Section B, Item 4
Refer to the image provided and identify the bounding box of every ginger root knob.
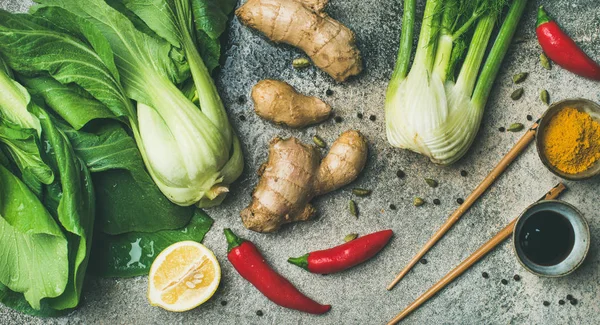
[241,130,368,233]
[252,80,331,128]
[236,0,362,82]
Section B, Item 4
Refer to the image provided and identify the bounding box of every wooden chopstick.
[387,121,540,290]
[387,183,566,325]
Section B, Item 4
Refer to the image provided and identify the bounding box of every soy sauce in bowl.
[513,200,590,277]
[519,210,575,266]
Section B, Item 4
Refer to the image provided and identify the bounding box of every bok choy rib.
[385,0,528,165]
[30,0,243,207]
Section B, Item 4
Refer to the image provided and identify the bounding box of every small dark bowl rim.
[512,200,590,277]
[535,98,600,181]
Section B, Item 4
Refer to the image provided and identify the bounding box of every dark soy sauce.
[519,210,575,266]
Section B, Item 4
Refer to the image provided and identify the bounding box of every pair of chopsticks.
[387,182,566,324]
[386,120,547,323]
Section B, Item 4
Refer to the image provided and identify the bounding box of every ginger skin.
[252,79,331,128]
[236,0,362,82]
[241,130,368,233]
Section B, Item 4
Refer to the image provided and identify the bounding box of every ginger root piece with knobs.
[236,0,362,82]
[252,79,331,128]
[241,130,368,232]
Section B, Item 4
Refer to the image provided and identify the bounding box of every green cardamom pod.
[540,53,552,70]
[512,72,528,84]
[312,135,326,148]
[344,233,358,242]
[540,89,550,105]
[507,123,524,132]
[425,178,438,188]
[511,88,524,100]
[413,197,425,207]
[352,188,372,197]
[292,58,311,69]
[349,200,358,218]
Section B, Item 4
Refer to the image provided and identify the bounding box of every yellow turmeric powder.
[542,107,600,174]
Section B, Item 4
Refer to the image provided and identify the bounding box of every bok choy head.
[24,0,243,207]
[385,0,528,165]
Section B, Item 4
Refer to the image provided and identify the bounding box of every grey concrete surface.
[1,0,599,324]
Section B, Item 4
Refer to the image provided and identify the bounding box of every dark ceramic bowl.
[513,200,590,277]
[536,98,600,181]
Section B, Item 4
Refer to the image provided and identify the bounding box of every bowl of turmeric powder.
[537,98,600,180]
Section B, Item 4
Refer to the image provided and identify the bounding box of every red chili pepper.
[288,229,393,274]
[224,229,331,315]
[536,6,600,80]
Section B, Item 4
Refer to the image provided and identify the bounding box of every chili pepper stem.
[224,228,245,253]
[287,254,310,271]
[536,6,551,27]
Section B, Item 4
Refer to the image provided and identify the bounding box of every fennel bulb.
[386,0,528,165]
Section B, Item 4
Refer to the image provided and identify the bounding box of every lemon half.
[148,241,221,312]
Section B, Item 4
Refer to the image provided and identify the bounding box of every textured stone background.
[1,0,599,324]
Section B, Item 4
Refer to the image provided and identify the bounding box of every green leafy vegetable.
[62,123,194,234]
[89,209,213,277]
[0,284,68,318]
[0,60,94,314]
[26,0,242,207]
[0,67,53,184]
[38,109,95,310]
[0,119,53,185]
[385,0,528,165]
[21,76,115,130]
[0,164,69,310]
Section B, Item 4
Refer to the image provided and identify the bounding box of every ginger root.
[236,0,362,82]
[252,79,331,128]
[241,130,368,232]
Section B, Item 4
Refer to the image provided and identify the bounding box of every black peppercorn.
[237,95,246,104]
[357,112,363,119]
[570,299,578,305]
[501,279,508,285]
[482,272,489,279]
[433,199,441,205]
[256,310,264,316]
[543,301,550,306]
[566,294,573,301]
[457,198,464,205]
[420,258,428,265]
[369,115,376,121]
[499,127,506,132]
[325,89,334,96]
[396,170,405,178]
[389,204,397,210]
[559,300,566,305]
[221,301,228,306]
[239,115,246,121]
[334,116,343,123]
[527,114,533,121]
[513,274,521,281]
[460,170,468,177]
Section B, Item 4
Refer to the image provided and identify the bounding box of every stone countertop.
[1,0,599,324]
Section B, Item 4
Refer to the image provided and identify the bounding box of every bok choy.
[0,64,95,314]
[385,0,528,165]
[29,0,243,207]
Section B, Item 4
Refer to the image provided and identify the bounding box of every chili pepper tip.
[224,228,245,253]
[287,254,310,271]
[536,6,551,27]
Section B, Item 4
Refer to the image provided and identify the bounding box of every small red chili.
[224,229,331,315]
[536,6,600,80]
[288,229,393,274]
